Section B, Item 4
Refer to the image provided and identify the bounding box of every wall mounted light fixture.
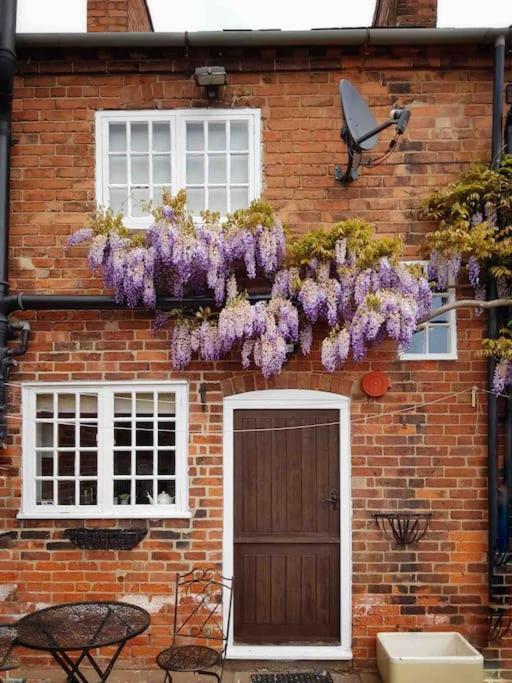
[194,66,227,100]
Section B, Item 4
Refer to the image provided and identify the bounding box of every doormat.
[251,674,334,683]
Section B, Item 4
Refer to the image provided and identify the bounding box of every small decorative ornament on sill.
[146,491,175,505]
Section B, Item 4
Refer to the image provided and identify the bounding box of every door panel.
[233,409,340,644]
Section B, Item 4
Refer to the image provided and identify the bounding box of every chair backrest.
[172,567,233,653]
[0,625,18,672]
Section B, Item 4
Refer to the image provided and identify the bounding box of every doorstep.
[16,667,383,683]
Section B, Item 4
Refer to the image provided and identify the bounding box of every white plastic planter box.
[377,632,483,683]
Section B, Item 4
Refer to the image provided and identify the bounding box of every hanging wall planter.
[374,512,432,545]
[64,528,147,551]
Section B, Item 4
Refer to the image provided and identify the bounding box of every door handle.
[320,489,338,509]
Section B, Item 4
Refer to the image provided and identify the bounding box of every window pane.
[157,480,175,504]
[80,425,97,448]
[158,422,176,447]
[231,154,248,183]
[36,394,53,418]
[131,122,149,152]
[208,122,226,150]
[79,482,97,506]
[109,155,127,184]
[109,188,127,214]
[136,479,153,505]
[209,187,227,215]
[136,393,154,416]
[230,120,248,150]
[154,186,168,206]
[431,295,450,323]
[153,123,171,152]
[157,393,175,416]
[36,480,54,505]
[58,423,75,448]
[114,451,131,475]
[115,393,132,417]
[208,155,227,184]
[153,155,171,184]
[131,156,149,185]
[230,187,249,211]
[58,452,75,477]
[36,422,53,448]
[80,451,97,476]
[136,422,153,447]
[36,451,53,477]
[136,451,153,475]
[158,451,175,475]
[79,395,97,418]
[429,326,450,354]
[114,425,132,447]
[58,481,75,506]
[58,394,75,418]
[109,123,126,152]
[131,188,150,216]
[187,188,205,213]
[406,329,426,354]
[114,480,131,505]
[187,122,204,151]
[187,155,204,184]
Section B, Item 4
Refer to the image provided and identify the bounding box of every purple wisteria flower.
[67,227,93,247]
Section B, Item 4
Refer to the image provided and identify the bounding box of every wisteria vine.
[421,156,512,393]
[68,190,432,378]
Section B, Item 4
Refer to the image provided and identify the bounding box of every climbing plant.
[68,190,432,378]
[421,155,512,392]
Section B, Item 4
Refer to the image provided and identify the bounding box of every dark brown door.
[233,409,340,645]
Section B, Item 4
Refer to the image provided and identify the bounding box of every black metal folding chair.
[156,568,233,683]
[0,624,19,679]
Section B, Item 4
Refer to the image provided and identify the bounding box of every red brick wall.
[373,0,437,27]
[0,42,503,676]
[87,0,153,32]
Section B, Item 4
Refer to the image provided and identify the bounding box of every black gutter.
[488,33,506,601]
[14,26,511,49]
[0,293,272,315]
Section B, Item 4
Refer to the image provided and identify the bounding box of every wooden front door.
[233,409,340,645]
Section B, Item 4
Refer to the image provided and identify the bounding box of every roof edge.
[15,26,512,49]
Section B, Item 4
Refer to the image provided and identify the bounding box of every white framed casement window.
[95,109,261,228]
[20,381,189,519]
[400,261,457,361]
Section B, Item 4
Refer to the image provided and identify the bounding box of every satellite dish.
[335,79,411,184]
[340,80,380,152]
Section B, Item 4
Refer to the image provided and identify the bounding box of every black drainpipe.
[488,33,506,603]
[0,0,18,443]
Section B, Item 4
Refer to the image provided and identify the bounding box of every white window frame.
[95,109,262,228]
[19,381,190,520]
[400,260,457,361]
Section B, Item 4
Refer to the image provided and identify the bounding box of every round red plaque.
[361,371,390,397]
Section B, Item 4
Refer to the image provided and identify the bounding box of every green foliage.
[288,219,403,269]
[482,322,512,362]
[423,156,512,381]
[421,156,512,266]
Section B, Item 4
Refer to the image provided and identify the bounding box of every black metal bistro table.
[15,601,150,683]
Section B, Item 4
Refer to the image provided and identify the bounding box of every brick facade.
[373,0,438,27]
[0,39,506,678]
[87,0,153,32]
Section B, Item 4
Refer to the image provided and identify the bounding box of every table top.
[16,601,150,652]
